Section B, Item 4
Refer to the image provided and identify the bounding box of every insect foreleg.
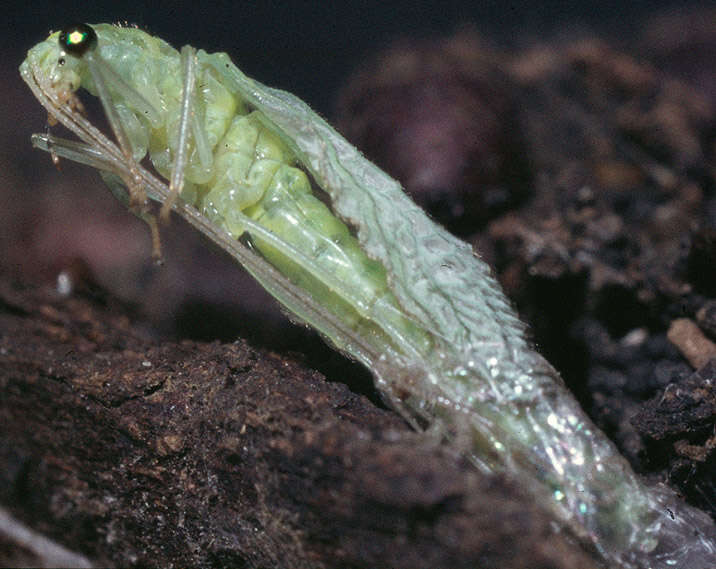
[84,50,156,212]
[85,50,160,128]
[32,132,164,259]
[162,45,198,222]
[98,172,163,261]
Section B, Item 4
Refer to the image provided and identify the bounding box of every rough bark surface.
[0,279,598,568]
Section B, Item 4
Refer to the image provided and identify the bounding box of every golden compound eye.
[58,23,97,56]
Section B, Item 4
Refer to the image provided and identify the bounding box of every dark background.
[4,1,704,113]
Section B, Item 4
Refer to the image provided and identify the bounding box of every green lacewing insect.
[20,23,716,568]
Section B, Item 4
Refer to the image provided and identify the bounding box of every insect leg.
[83,51,148,209]
[78,52,170,258]
[83,52,160,128]
[190,73,212,171]
[98,171,163,262]
[85,52,134,190]
[161,45,198,222]
[31,132,164,260]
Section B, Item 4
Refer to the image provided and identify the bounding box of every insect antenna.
[33,133,122,174]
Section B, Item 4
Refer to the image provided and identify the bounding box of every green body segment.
[201,111,423,348]
[44,24,430,358]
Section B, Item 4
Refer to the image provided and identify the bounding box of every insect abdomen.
[198,112,430,354]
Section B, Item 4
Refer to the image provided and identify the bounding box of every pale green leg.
[161,45,197,222]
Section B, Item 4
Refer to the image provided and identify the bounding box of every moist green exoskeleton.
[20,23,716,569]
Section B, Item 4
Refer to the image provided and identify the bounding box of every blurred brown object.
[667,318,716,370]
[335,29,531,235]
[640,6,716,106]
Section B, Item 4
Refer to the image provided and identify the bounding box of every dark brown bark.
[0,280,598,568]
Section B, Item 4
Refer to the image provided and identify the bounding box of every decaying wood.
[0,279,599,568]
